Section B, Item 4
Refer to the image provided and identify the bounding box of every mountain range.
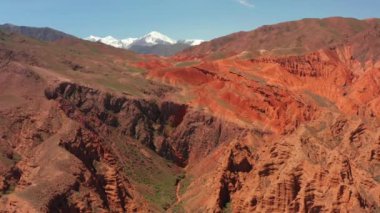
[0,24,204,56]
[85,31,204,56]
[1,17,380,212]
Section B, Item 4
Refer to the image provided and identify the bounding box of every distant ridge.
[0,23,75,42]
[177,17,380,59]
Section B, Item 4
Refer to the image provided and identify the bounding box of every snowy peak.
[85,35,101,42]
[139,31,177,46]
[84,31,205,55]
[85,31,204,48]
[102,36,120,44]
[179,39,205,46]
[121,38,138,48]
[85,35,125,48]
[84,31,178,48]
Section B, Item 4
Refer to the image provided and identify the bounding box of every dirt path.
[175,180,182,202]
[167,175,184,212]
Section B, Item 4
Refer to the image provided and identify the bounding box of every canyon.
[0,17,380,212]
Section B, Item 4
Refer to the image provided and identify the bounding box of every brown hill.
[177,17,380,60]
[0,23,76,42]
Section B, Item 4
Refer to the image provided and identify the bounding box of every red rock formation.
[1,17,380,212]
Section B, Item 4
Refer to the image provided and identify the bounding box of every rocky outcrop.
[178,114,380,212]
[46,82,247,167]
[59,128,134,212]
[218,143,254,210]
[149,61,319,134]
[252,51,341,78]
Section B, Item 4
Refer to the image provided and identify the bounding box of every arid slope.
[1,17,380,212]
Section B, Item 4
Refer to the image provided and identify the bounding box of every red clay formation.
[1,17,380,212]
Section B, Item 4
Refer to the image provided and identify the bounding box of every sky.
[0,0,379,40]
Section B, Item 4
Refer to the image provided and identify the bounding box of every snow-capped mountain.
[132,31,176,46]
[120,38,138,48]
[85,35,137,49]
[84,31,204,56]
[179,39,205,46]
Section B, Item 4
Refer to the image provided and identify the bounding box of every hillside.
[1,17,380,212]
[177,17,380,60]
[129,42,191,56]
[0,24,75,42]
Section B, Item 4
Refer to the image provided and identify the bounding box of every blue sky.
[0,0,379,40]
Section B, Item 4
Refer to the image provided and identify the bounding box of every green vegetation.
[305,121,327,134]
[247,73,267,84]
[304,90,337,109]
[95,76,143,97]
[92,160,102,172]
[0,183,16,195]
[179,175,192,195]
[0,95,25,107]
[347,20,366,32]
[271,47,305,56]
[210,52,226,60]
[115,139,179,211]
[374,176,380,183]
[222,202,233,213]
[318,20,328,28]
[239,51,254,60]
[162,116,178,136]
[126,65,146,73]
[163,123,176,136]
[175,92,195,104]
[216,98,234,110]
[4,184,16,194]
[175,61,199,67]
[0,151,21,167]
[11,152,22,163]
[172,201,186,213]
[229,67,267,84]
[0,154,14,167]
